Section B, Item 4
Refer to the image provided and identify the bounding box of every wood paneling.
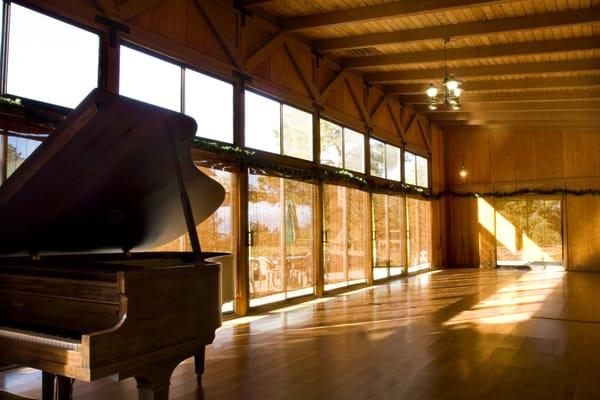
[445,126,600,270]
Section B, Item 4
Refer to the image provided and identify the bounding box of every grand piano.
[0,89,227,400]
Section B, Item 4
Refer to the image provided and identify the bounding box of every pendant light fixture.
[426,38,463,111]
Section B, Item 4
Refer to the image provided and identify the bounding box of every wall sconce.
[458,162,468,179]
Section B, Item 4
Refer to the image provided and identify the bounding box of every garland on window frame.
[193,138,600,200]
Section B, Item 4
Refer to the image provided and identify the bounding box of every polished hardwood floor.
[2,268,600,400]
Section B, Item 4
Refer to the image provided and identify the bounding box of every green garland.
[193,138,600,200]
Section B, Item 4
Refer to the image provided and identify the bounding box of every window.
[119,45,234,142]
[119,46,181,111]
[323,184,368,291]
[319,119,365,173]
[184,69,234,143]
[404,151,429,188]
[244,91,313,161]
[6,137,41,178]
[150,167,236,312]
[248,173,315,307]
[6,4,99,108]
[407,198,432,273]
[370,139,401,181]
[372,193,406,279]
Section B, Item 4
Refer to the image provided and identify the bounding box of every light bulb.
[426,84,438,98]
[459,165,468,179]
[445,79,459,91]
[428,103,438,110]
[454,87,462,97]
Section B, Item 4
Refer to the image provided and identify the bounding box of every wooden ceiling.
[248,0,600,129]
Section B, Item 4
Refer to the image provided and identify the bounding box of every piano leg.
[55,376,73,400]
[41,372,55,400]
[134,364,176,400]
[194,346,206,383]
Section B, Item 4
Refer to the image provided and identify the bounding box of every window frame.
[403,149,430,189]
[319,116,366,174]
[2,1,103,107]
[244,88,314,162]
[119,41,236,144]
[369,136,401,182]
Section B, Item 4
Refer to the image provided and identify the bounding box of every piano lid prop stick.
[165,122,204,266]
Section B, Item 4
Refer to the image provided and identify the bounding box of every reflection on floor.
[2,268,600,399]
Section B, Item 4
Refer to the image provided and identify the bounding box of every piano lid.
[0,89,225,255]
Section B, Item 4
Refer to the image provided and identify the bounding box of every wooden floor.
[2,268,600,400]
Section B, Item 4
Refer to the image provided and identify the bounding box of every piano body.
[0,89,227,400]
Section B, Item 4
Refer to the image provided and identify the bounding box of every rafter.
[195,0,243,69]
[313,8,600,52]
[366,59,600,83]
[245,33,288,72]
[418,100,600,113]
[344,78,369,124]
[282,0,518,32]
[120,0,165,20]
[342,37,600,69]
[417,119,432,152]
[239,0,274,8]
[437,119,599,127]
[428,111,600,121]
[387,76,600,94]
[370,94,391,120]
[388,103,407,142]
[398,88,600,104]
[320,68,350,103]
[283,42,320,101]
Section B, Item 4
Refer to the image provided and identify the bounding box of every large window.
[151,167,236,312]
[407,198,432,273]
[372,193,406,279]
[6,137,40,178]
[323,185,368,290]
[244,91,313,161]
[320,119,365,173]
[248,173,314,306]
[119,45,234,143]
[493,198,562,267]
[404,151,429,188]
[370,138,401,181]
[6,4,100,108]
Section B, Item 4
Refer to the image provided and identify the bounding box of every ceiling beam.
[342,37,600,69]
[387,76,600,94]
[435,120,600,127]
[398,89,600,104]
[313,8,600,52]
[428,111,600,121]
[282,0,518,32]
[416,100,600,113]
[239,0,274,8]
[365,59,600,83]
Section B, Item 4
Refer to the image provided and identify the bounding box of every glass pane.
[416,155,429,188]
[119,46,181,111]
[388,195,406,271]
[369,138,385,178]
[248,174,284,300]
[7,4,99,108]
[323,184,346,289]
[284,179,314,296]
[6,137,41,178]
[282,105,313,161]
[386,145,401,181]
[347,188,368,283]
[320,119,343,168]
[372,194,389,268]
[245,91,280,154]
[344,128,364,173]
[184,69,233,143]
[404,151,416,185]
[407,198,431,273]
[147,168,235,312]
[494,198,562,266]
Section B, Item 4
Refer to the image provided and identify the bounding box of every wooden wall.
[444,126,600,271]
